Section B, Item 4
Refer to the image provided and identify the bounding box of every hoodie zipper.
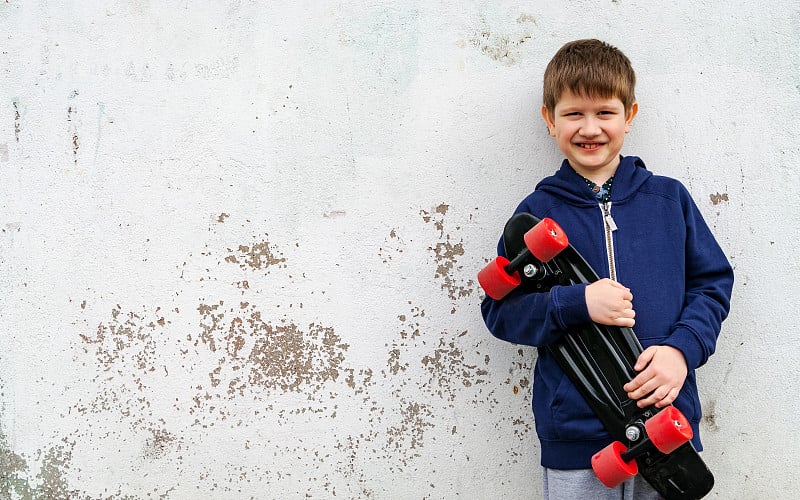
[601,202,618,281]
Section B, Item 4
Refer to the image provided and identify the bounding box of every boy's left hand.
[623,346,688,408]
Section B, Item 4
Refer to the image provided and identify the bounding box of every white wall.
[1,1,797,498]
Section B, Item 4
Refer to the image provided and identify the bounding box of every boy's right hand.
[585,279,636,327]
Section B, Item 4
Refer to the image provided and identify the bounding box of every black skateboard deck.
[496,213,714,499]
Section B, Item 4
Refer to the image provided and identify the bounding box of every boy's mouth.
[576,142,602,151]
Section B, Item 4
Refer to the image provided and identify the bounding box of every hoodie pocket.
[552,373,608,440]
[533,367,607,441]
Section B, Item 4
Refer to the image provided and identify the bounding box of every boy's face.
[542,90,638,183]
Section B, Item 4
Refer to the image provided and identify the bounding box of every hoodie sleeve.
[660,187,734,369]
[480,237,591,347]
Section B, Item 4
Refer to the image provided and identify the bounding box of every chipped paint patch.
[421,204,478,302]
[0,418,79,499]
[420,333,489,401]
[0,422,33,498]
[385,399,435,469]
[225,236,286,271]
[32,445,79,498]
[193,300,349,407]
[387,302,490,403]
[79,304,172,378]
[378,228,405,263]
[710,192,729,205]
[466,19,535,66]
[67,102,79,165]
[12,99,21,142]
[506,348,533,396]
[143,427,179,460]
[73,303,180,457]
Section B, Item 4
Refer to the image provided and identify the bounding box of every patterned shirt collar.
[577,173,614,203]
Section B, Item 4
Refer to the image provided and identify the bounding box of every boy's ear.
[541,105,555,136]
[625,102,639,133]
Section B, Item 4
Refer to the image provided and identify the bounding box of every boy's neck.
[572,167,617,187]
[569,155,622,186]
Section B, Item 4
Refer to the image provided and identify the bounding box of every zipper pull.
[603,203,618,231]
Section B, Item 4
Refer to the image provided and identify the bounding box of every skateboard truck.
[523,263,545,279]
[592,406,694,488]
[478,218,568,300]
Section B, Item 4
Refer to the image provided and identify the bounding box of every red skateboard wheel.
[523,218,569,262]
[645,406,693,454]
[478,256,521,300]
[592,441,639,488]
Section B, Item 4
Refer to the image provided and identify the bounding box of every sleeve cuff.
[661,327,705,369]
[552,283,590,329]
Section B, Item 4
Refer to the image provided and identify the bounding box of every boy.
[481,39,734,499]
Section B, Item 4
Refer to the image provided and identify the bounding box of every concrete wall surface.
[1,1,798,498]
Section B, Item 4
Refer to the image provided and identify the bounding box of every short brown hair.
[542,39,636,114]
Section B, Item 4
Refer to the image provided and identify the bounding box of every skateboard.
[479,213,714,499]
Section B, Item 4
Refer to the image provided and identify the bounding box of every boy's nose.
[579,118,602,137]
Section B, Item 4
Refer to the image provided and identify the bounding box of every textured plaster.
[1,1,798,498]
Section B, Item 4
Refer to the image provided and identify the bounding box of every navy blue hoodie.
[481,156,734,469]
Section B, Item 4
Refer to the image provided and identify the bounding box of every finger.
[633,390,660,408]
[628,382,656,402]
[639,385,680,409]
[625,373,657,399]
[654,387,680,409]
[614,282,633,299]
[622,375,641,393]
[609,281,633,299]
[634,346,657,371]
[613,316,635,328]
[606,278,625,288]
[617,307,635,319]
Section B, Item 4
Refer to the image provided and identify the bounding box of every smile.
[577,143,603,150]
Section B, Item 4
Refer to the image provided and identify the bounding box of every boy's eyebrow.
[557,99,624,111]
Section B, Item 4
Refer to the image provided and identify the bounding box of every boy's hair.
[543,39,636,114]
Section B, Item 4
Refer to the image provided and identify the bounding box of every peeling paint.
[12,99,21,142]
[79,304,171,378]
[420,333,489,401]
[378,228,405,263]
[0,423,33,498]
[710,192,729,205]
[421,204,478,302]
[67,103,79,165]
[143,427,179,460]
[466,19,534,66]
[0,418,79,500]
[194,300,349,400]
[704,400,720,432]
[224,235,286,271]
[385,399,435,468]
[506,348,533,395]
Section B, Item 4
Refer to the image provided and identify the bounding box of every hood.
[535,156,653,207]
